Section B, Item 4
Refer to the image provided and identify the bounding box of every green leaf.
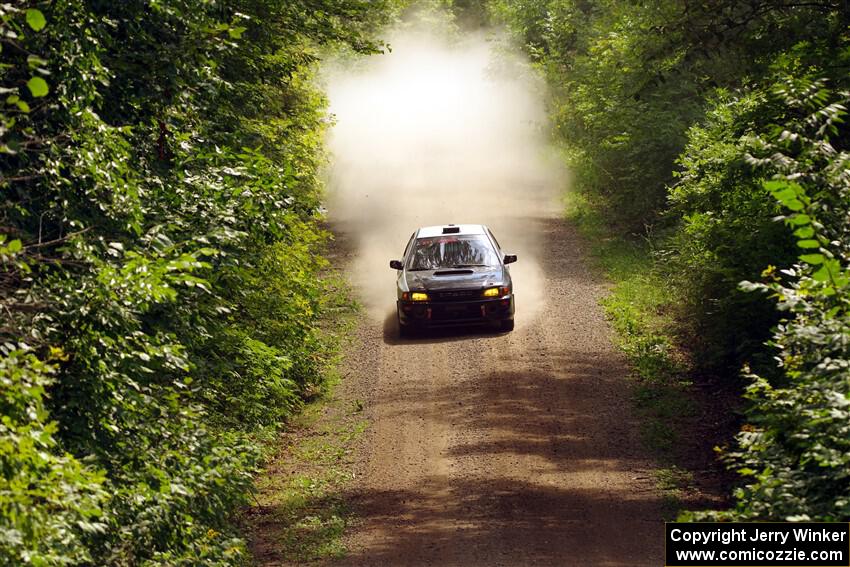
[25,9,46,32]
[813,266,831,282]
[228,26,247,39]
[7,239,22,253]
[813,260,842,283]
[799,253,824,265]
[793,226,814,238]
[762,180,787,193]
[785,199,805,211]
[788,214,811,226]
[16,100,30,113]
[797,239,819,249]
[26,77,49,98]
[764,180,807,211]
[773,187,797,203]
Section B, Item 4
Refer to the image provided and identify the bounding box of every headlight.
[483,287,500,297]
[411,292,429,301]
[483,286,511,298]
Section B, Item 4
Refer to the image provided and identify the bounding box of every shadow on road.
[381,310,509,346]
[336,478,659,567]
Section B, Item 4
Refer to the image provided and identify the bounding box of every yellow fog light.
[411,292,429,301]
[482,287,500,297]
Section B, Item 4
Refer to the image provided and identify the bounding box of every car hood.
[403,266,508,291]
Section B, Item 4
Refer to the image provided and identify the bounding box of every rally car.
[389,224,516,337]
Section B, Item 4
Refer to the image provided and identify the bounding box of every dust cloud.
[324,20,564,324]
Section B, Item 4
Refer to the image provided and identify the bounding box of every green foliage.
[688,78,850,520]
[666,87,796,373]
[0,0,393,564]
[196,223,339,429]
[0,348,107,566]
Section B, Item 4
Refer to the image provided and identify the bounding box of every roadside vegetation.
[0,1,396,564]
[489,0,850,521]
[245,348,368,564]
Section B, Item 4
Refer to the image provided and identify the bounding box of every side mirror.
[503,254,518,265]
[389,260,403,270]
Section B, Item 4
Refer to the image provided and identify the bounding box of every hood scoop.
[433,269,474,276]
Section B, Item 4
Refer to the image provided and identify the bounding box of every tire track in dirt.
[329,216,664,567]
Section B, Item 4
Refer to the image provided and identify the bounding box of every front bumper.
[397,296,514,328]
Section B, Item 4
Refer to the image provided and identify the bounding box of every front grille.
[431,304,482,320]
[432,289,478,302]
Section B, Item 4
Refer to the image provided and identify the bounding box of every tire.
[398,320,413,339]
[500,318,515,332]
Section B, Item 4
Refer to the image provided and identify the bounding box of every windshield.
[408,235,499,270]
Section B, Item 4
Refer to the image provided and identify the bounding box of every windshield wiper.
[449,264,488,268]
[408,267,433,271]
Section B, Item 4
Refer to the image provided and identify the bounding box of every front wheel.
[398,319,414,339]
[500,319,515,332]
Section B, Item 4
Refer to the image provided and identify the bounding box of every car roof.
[416,224,487,238]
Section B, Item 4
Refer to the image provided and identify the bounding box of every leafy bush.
[665,36,850,373]
[689,76,850,520]
[0,348,106,566]
[665,88,795,374]
[0,0,394,564]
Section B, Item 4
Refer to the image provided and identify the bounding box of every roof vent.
[442,225,460,234]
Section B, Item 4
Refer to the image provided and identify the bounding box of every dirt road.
[329,217,664,567]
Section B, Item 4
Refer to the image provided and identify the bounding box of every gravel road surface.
[328,216,664,567]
